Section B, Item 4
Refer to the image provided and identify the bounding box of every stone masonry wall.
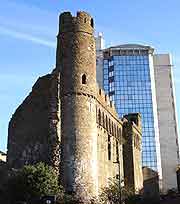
[123,114,143,193]
[95,88,122,191]
[58,11,98,202]
[7,70,61,172]
[7,11,143,203]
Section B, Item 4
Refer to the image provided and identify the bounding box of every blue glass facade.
[103,50,158,170]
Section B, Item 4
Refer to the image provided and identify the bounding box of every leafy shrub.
[99,179,137,204]
[5,162,63,203]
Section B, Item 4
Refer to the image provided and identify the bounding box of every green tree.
[6,162,63,203]
[99,179,139,204]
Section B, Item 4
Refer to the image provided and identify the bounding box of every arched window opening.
[105,95,107,101]
[114,124,116,136]
[109,119,111,134]
[112,123,114,135]
[84,18,87,23]
[115,126,117,137]
[103,112,105,128]
[119,128,122,137]
[108,135,111,160]
[106,116,108,131]
[116,140,119,161]
[98,109,101,125]
[117,128,121,142]
[91,18,94,28]
[82,74,87,84]
[116,127,119,138]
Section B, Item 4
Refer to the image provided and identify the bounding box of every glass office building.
[103,44,162,177]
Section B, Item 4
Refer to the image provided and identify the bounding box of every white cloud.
[0,26,56,48]
[0,0,57,48]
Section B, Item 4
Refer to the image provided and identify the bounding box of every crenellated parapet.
[96,86,123,141]
[95,86,142,144]
[58,11,94,35]
[96,87,118,117]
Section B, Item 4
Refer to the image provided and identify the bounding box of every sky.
[1,0,180,152]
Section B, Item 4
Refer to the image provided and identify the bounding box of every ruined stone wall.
[48,69,61,173]
[123,121,134,190]
[132,126,143,192]
[95,89,143,194]
[123,114,143,193]
[95,88,124,191]
[7,70,60,172]
[6,10,143,203]
[96,116,123,192]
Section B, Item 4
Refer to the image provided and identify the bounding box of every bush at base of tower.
[3,162,63,203]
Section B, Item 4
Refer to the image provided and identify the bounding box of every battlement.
[58,11,94,34]
[97,87,119,118]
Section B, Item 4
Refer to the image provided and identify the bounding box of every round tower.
[56,11,98,202]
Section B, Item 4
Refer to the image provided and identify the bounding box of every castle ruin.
[7,11,143,203]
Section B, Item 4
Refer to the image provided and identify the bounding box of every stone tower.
[123,113,143,192]
[56,11,98,202]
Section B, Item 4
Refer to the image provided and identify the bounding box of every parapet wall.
[95,85,142,140]
[96,86,119,118]
[58,11,94,34]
